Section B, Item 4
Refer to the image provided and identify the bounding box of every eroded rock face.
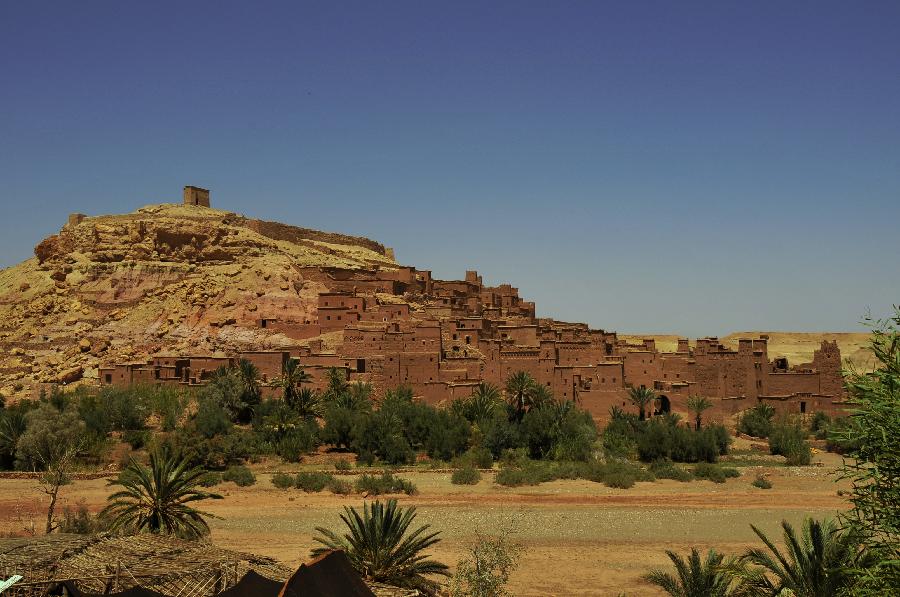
[0,203,398,399]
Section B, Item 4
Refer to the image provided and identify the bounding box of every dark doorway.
[658,395,671,414]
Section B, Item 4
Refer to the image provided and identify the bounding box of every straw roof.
[0,534,420,597]
[0,533,289,596]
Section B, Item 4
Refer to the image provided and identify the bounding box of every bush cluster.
[222,465,256,487]
[737,404,775,438]
[271,471,356,494]
[751,475,772,489]
[451,466,482,485]
[494,455,653,490]
[769,421,812,465]
[354,471,418,495]
[649,460,694,482]
[602,409,730,464]
[692,463,740,484]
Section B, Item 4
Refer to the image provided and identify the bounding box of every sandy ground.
[0,452,850,596]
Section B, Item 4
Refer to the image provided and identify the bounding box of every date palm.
[312,499,449,594]
[628,387,656,421]
[278,359,311,406]
[236,358,261,402]
[738,518,864,597]
[454,382,502,422]
[505,371,537,422]
[290,387,323,419]
[686,396,713,430]
[644,547,744,597]
[101,448,222,539]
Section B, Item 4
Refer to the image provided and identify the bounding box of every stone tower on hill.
[183,185,210,207]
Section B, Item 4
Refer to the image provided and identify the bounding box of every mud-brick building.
[101,263,847,425]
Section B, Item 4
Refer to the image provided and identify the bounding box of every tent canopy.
[279,551,375,597]
[215,570,282,597]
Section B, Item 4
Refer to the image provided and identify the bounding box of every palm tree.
[454,382,502,422]
[628,387,656,421]
[505,371,537,422]
[686,396,714,430]
[290,387,322,419]
[0,410,27,468]
[325,366,349,399]
[738,518,863,596]
[529,384,555,410]
[101,448,222,539]
[332,381,373,412]
[312,499,449,594]
[278,359,310,406]
[644,547,744,597]
[236,359,261,402]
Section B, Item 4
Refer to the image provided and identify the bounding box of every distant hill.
[0,203,396,396]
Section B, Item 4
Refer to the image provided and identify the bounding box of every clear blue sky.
[1,1,898,336]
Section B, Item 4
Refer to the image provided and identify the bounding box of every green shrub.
[122,429,151,450]
[751,475,772,489]
[452,447,493,470]
[603,470,636,489]
[275,422,319,462]
[272,472,295,489]
[198,471,222,487]
[494,459,556,487]
[583,460,652,488]
[222,465,256,487]
[691,463,738,483]
[451,466,482,485]
[769,421,812,466]
[649,460,693,482]
[351,411,415,465]
[194,397,233,439]
[737,404,775,438]
[637,419,724,463]
[326,477,354,495]
[334,458,352,471]
[810,411,831,434]
[295,471,334,492]
[424,410,472,461]
[354,471,417,495]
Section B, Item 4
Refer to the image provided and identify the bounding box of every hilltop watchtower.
[183,185,210,207]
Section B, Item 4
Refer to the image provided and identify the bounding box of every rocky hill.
[0,204,397,398]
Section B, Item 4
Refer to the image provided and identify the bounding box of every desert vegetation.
[643,309,900,595]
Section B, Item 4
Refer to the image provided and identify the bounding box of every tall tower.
[183,185,210,207]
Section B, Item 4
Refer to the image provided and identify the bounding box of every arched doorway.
[657,395,671,415]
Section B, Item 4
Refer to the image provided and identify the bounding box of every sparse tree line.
[0,349,836,532]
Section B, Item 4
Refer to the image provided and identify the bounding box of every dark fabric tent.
[279,550,375,597]
[216,569,283,597]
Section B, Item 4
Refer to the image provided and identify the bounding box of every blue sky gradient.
[1,1,898,335]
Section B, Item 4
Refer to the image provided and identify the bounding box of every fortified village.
[87,187,846,424]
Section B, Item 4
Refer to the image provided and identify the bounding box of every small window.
[800,401,807,414]
[105,374,112,384]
